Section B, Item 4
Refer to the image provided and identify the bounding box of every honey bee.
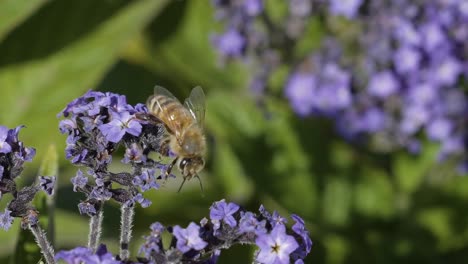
[145,86,206,192]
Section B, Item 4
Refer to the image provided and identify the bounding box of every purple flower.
[212,29,246,58]
[329,0,363,19]
[393,46,421,74]
[90,186,113,201]
[238,211,267,235]
[285,73,316,116]
[78,202,97,216]
[244,0,262,16]
[0,126,12,154]
[0,209,14,231]
[210,199,240,227]
[55,244,120,264]
[431,56,462,86]
[426,118,452,141]
[71,170,88,192]
[98,111,142,143]
[367,71,399,98]
[173,222,208,253]
[132,193,152,208]
[291,214,312,258]
[39,176,56,196]
[255,224,299,264]
[55,247,92,264]
[270,211,287,227]
[133,169,159,192]
[122,143,146,164]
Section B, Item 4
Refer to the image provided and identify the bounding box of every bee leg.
[159,136,171,157]
[163,158,178,185]
[177,177,187,193]
[194,175,204,194]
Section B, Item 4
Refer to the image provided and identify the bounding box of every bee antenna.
[195,175,204,195]
[177,177,187,193]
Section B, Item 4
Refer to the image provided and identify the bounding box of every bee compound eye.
[179,158,190,170]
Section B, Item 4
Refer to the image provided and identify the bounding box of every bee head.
[178,156,205,178]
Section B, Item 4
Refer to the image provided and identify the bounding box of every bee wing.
[147,85,185,137]
[184,86,206,130]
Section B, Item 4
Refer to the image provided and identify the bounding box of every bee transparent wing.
[184,86,206,130]
[147,85,184,136]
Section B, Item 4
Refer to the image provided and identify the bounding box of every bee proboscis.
[145,85,206,192]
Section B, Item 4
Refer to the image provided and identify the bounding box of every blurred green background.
[0,1,468,263]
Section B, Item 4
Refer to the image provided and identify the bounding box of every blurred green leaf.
[354,168,395,219]
[38,144,58,246]
[0,0,47,42]
[322,178,352,227]
[0,0,169,169]
[125,0,245,93]
[213,141,254,201]
[394,142,438,193]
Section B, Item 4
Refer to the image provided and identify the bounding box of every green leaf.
[0,0,47,42]
[393,142,438,193]
[38,144,58,246]
[322,178,352,227]
[213,141,254,201]
[354,168,395,219]
[0,0,169,169]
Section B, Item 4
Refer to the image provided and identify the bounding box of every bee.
[145,86,206,192]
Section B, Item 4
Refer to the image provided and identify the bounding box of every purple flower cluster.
[138,199,312,263]
[0,125,55,231]
[58,91,168,214]
[56,244,121,264]
[211,0,468,166]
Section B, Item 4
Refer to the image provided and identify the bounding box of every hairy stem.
[29,224,55,264]
[88,204,104,252]
[120,203,135,260]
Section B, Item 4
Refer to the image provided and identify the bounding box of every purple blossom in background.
[173,222,208,253]
[211,0,468,166]
[211,29,246,59]
[285,73,316,116]
[210,199,240,227]
[329,0,363,18]
[367,71,399,99]
[256,224,299,264]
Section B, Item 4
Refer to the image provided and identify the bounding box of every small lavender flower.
[0,209,13,231]
[0,126,12,153]
[39,176,56,196]
[55,244,121,264]
[132,169,159,192]
[238,211,267,235]
[255,224,299,264]
[173,222,208,253]
[71,169,88,192]
[209,199,240,228]
[98,111,142,143]
[78,202,97,216]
